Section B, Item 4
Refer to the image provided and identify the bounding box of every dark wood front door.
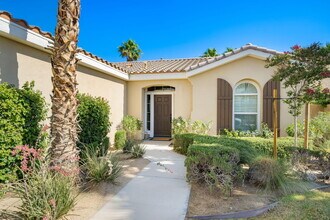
[154,95,172,137]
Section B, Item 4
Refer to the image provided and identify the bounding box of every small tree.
[118,39,142,61]
[266,43,330,146]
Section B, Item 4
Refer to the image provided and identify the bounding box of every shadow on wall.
[0,22,27,87]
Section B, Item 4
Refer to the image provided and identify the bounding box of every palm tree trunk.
[50,0,81,173]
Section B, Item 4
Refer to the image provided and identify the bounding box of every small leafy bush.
[310,112,330,151]
[0,82,47,182]
[286,121,305,137]
[248,156,309,195]
[123,139,135,153]
[173,133,195,154]
[131,144,146,158]
[121,115,142,139]
[114,130,126,149]
[185,144,243,195]
[77,93,111,156]
[223,123,273,138]
[172,117,190,135]
[19,81,47,147]
[172,117,211,135]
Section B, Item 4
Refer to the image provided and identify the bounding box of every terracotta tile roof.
[112,44,281,74]
[111,58,211,74]
[0,11,282,75]
[0,11,53,39]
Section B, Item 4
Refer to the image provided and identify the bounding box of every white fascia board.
[76,53,129,80]
[129,72,186,81]
[186,49,273,77]
[0,17,52,51]
[0,17,129,81]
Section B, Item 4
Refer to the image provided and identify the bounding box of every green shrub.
[172,117,211,135]
[123,139,135,153]
[131,144,146,158]
[248,156,309,195]
[0,82,47,182]
[223,123,273,138]
[173,133,195,154]
[286,121,305,137]
[185,144,242,195]
[77,93,111,156]
[172,117,190,135]
[173,134,260,164]
[310,112,330,151]
[114,130,126,149]
[19,81,47,147]
[121,115,142,139]
[191,120,212,134]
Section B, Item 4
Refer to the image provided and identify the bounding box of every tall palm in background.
[50,0,81,172]
[118,39,142,61]
[201,48,219,57]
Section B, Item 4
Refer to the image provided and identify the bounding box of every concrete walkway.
[91,141,191,220]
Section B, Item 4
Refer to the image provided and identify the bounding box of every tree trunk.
[293,115,298,147]
[49,0,81,173]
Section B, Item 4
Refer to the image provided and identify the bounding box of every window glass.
[234,82,258,130]
[146,95,151,130]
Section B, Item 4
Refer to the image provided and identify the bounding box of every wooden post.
[304,103,310,149]
[273,89,278,159]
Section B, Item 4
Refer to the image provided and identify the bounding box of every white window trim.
[144,90,174,138]
[233,81,260,130]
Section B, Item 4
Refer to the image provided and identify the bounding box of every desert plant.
[10,145,77,220]
[248,156,309,195]
[114,130,127,149]
[121,115,142,140]
[107,153,123,183]
[77,93,111,157]
[123,139,136,153]
[131,144,146,158]
[82,148,122,183]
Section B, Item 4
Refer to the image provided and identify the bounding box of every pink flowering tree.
[266,43,330,146]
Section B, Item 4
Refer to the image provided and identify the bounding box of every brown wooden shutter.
[217,78,233,134]
[263,79,280,135]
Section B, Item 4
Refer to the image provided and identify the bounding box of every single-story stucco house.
[0,11,329,142]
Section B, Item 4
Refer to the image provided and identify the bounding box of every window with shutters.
[234,82,259,130]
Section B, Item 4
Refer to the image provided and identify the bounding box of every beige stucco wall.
[188,56,292,136]
[0,36,127,143]
[127,79,192,133]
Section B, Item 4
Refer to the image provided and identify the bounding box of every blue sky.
[1,0,330,61]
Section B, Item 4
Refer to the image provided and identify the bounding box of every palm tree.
[223,47,234,54]
[49,0,81,172]
[201,48,219,57]
[118,39,142,61]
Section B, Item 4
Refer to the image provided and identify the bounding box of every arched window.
[234,82,259,130]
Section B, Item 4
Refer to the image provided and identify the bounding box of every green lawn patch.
[255,189,330,219]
